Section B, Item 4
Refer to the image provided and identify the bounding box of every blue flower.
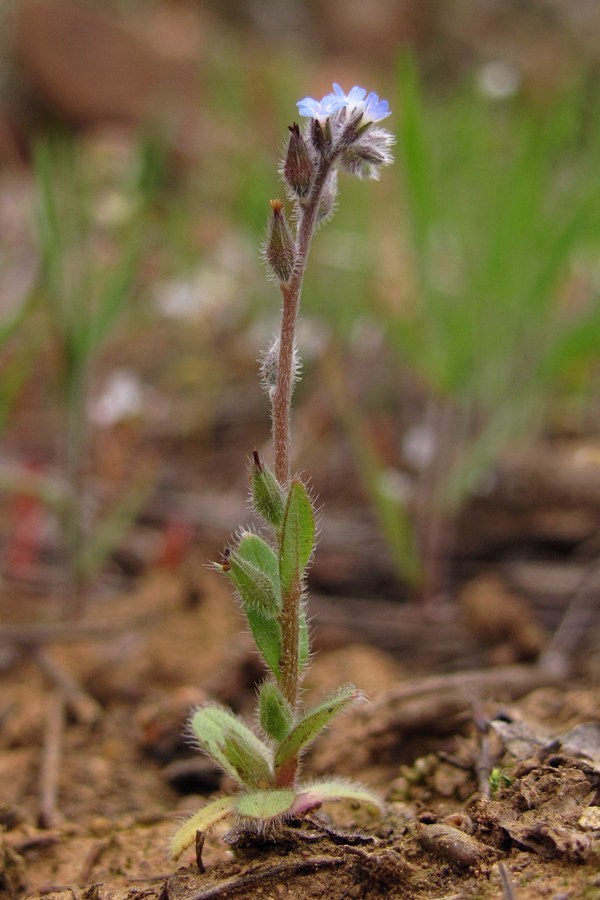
[327,84,391,123]
[296,83,391,124]
[296,93,345,120]
[363,91,391,123]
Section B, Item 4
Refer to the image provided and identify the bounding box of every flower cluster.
[291,82,394,183]
[297,83,391,125]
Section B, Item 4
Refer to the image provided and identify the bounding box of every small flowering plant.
[171,85,394,861]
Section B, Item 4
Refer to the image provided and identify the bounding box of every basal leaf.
[190,705,272,788]
[171,795,236,859]
[293,778,383,817]
[234,788,296,821]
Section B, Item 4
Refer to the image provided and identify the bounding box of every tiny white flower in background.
[89,369,144,427]
[476,60,521,100]
[402,424,437,470]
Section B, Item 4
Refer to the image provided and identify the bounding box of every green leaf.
[274,684,359,772]
[294,778,383,816]
[234,788,296,821]
[279,479,315,596]
[298,605,310,672]
[258,681,293,741]
[190,706,273,788]
[245,606,282,678]
[171,795,236,859]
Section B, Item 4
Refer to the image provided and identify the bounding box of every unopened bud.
[260,337,279,398]
[310,117,332,156]
[225,546,280,618]
[251,450,285,530]
[265,199,295,283]
[260,337,302,399]
[284,124,314,198]
[339,110,365,147]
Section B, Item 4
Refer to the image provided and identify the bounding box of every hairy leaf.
[171,795,236,859]
[279,479,315,596]
[293,778,383,816]
[245,607,282,678]
[258,681,293,741]
[190,706,272,788]
[274,684,359,771]
[234,788,296,820]
[298,604,310,672]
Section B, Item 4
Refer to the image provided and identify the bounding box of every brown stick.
[38,690,65,828]
[34,648,102,725]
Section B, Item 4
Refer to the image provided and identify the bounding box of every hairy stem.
[272,155,334,718]
[272,157,334,486]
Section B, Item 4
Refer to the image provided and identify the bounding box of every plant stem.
[272,157,334,486]
[272,154,335,714]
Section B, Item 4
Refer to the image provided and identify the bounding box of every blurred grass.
[2,32,600,596]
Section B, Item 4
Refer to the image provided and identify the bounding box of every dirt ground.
[1,508,600,900]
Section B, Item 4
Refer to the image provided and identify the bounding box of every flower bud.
[260,337,301,399]
[260,337,279,398]
[310,117,332,156]
[340,127,395,180]
[284,124,314,198]
[251,450,285,530]
[264,199,295,283]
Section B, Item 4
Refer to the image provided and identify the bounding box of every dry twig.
[38,690,65,828]
[33,649,101,725]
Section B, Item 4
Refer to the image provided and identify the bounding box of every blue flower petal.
[297,83,391,122]
[347,85,367,103]
[364,92,391,122]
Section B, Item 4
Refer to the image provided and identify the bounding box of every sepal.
[264,199,295,283]
[283,124,314,198]
[251,451,285,531]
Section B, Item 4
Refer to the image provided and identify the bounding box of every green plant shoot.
[172,82,394,860]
